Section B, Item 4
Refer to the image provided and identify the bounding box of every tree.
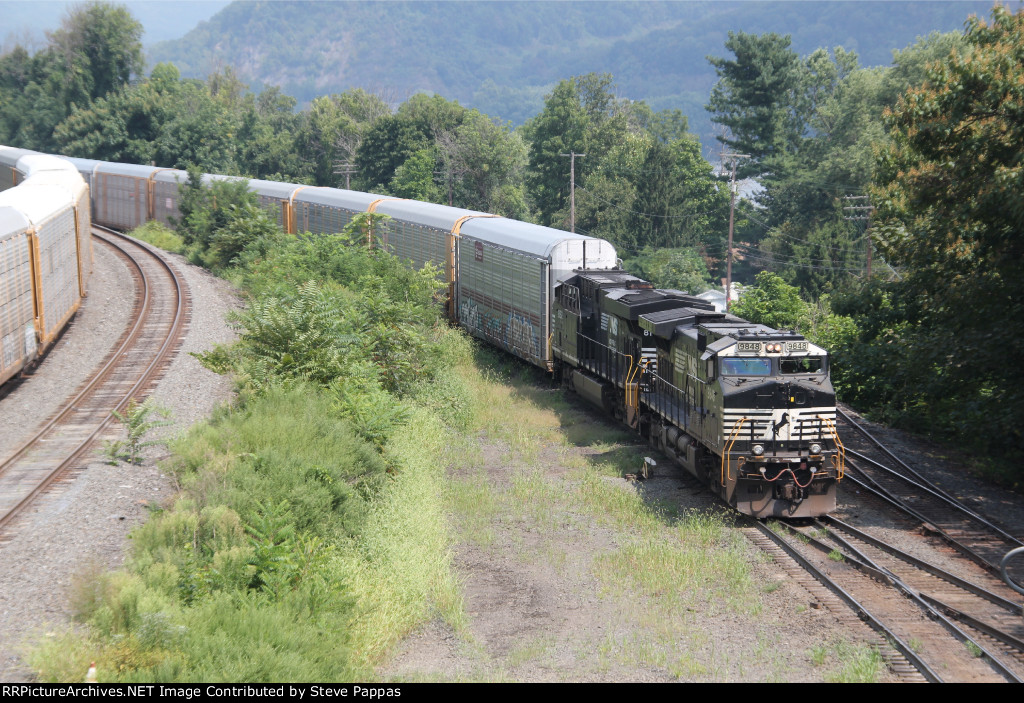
[706,32,803,176]
[355,114,431,193]
[627,135,727,252]
[388,147,441,201]
[436,111,528,216]
[621,248,712,294]
[0,2,143,151]
[730,271,809,330]
[707,36,915,295]
[49,1,144,103]
[871,5,1024,454]
[524,73,630,226]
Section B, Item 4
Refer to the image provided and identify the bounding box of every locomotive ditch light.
[809,442,822,455]
[752,444,765,456]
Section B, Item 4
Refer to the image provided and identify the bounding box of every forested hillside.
[148,0,991,147]
[6,2,1024,682]
[2,2,1022,479]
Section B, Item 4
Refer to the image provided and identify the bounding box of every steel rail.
[822,516,1023,614]
[0,237,150,473]
[843,462,1014,576]
[920,593,1024,654]
[0,227,187,531]
[845,447,1023,550]
[755,520,944,683]
[836,407,957,500]
[798,522,1022,683]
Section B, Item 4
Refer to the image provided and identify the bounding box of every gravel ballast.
[1,235,1021,683]
[0,241,239,681]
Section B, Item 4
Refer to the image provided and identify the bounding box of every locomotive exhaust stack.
[552,269,843,518]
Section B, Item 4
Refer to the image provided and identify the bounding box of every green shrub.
[128,221,185,253]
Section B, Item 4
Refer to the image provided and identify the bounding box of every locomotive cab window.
[780,357,824,374]
[721,357,771,376]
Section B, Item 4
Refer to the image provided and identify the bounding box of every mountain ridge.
[149,0,993,147]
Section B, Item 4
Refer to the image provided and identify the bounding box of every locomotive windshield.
[780,357,824,374]
[721,358,771,376]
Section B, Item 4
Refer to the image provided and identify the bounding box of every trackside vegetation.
[31,177,855,683]
[5,2,1021,484]
[31,188,471,681]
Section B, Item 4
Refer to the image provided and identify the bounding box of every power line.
[738,251,869,273]
[843,194,875,278]
[734,242,864,267]
[582,190,727,221]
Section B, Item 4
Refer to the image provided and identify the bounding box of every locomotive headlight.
[752,444,765,456]
[809,442,822,455]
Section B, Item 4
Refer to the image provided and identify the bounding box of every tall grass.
[127,221,185,254]
[30,221,472,682]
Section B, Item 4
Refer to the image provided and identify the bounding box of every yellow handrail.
[819,415,845,479]
[624,354,640,410]
[721,417,749,486]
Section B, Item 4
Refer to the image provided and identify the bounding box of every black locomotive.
[552,269,843,517]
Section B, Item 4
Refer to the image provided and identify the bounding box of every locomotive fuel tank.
[554,269,844,518]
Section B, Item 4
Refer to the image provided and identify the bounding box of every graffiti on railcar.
[459,298,541,363]
[458,299,482,333]
[506,311,540,361]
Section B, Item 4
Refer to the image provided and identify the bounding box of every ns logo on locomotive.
[0,145,843,518]
[551,270,844,518]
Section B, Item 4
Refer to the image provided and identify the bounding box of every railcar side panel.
[0,210,37,386]
[0,152,90,385]
[153,171,187,226]
[33,204,82,345]
[378,217,449,273]
[458,236,548,368]
[75,188,93,295]
[295,201,356,235]
[94,172,147,231]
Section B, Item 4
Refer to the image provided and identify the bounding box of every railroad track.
[755,518,1021,682]
[836,408,1024,578]
[0,226,189,533]
[744,523,931,682]
[744,408,1024,682]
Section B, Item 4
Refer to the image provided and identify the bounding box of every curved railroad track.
[817,516,1024,677]
[835,408,1024,578]
[0,226,189,534]
[745,522,933,682]
[759,517,1023,682]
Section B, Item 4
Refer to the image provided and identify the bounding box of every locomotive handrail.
[721,417,749,486]
[644,371,686,429]
[624,354,640,425]
[819,415,846,479]
[577,333,632,388]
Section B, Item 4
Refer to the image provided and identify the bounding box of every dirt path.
[379,371,886,682]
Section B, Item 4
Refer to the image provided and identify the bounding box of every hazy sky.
[0,1,230,45]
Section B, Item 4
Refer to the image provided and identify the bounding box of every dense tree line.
[713,7,1024,480]
[4,3,1022,478]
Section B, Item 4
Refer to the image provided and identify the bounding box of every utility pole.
[560,151,585,233]
[721,152,749,308]
[843,195,874,278]
[333,163,357,190]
